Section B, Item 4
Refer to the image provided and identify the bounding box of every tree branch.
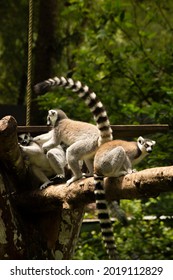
[16,166,173,212]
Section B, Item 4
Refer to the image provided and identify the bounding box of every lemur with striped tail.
[34,77,156,259]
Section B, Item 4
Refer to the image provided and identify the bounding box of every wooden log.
[111,124,169,138]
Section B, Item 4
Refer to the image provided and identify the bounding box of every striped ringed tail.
[94,174,118,259]
[34,76,113,145]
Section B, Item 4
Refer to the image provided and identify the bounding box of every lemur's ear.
[137,136,144,144]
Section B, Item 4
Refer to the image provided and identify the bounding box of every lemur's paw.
[40,180,52,190]
[132,169,137,173]
[66,176,82,186]
[82,173,93,178]
[51,175,66,184]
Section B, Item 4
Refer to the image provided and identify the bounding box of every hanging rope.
[26,0,33,126]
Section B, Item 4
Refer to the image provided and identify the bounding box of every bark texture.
[15,166,173,212]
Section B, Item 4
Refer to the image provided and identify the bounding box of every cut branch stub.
[0,116,27,190]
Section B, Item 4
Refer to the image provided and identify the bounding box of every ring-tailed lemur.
[34,76,156,259]
[18,132,66,189]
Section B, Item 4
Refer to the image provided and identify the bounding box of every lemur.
[18,132,66,189]
[34,76,156,259]
[40,109,111,186]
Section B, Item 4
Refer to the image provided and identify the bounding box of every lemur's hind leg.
[95,146,133,178]
[47,148,66,177]
[109,146,133,176]
[66,140,96,185]
[31,166,53,190]
[83,158,94,177]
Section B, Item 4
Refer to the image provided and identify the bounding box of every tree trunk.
[0,116,173,259]
[34,0,62,83]
[31,0,63,124]
[0,116,85,259]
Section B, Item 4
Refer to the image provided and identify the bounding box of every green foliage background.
[0,0,173,259]
[75,215,173,260]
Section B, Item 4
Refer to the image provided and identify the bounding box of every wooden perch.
[17,124,169,137]
[15,166,173,212]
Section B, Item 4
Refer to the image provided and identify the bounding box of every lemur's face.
[137,136,156,154]
[18,133,32,146]
[47,109,58,126]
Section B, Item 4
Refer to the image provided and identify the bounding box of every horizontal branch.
[16,166,173,212]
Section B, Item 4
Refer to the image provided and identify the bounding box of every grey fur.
[19,132,66,189]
